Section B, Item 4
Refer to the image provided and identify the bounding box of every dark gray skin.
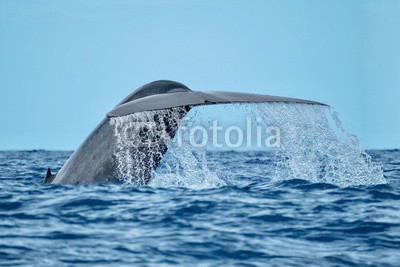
[47,118,118,185]
[46,80,326,185]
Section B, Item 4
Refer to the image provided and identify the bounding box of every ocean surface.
[0,149,399,266]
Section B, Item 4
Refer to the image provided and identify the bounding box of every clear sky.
[1,0,399,150]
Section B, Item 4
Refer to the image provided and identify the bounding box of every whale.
[45,80,325,185]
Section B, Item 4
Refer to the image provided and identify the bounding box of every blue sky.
[1,0,399,150]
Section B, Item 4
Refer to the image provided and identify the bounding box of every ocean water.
[1,149,399,266]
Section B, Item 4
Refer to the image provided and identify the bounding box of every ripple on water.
[0,150,399,266]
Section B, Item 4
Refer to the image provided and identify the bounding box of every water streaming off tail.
[109,107,224,188]
[149,109,226,189]
[109,107,187,185]
[110,103,385,188]
[258,103,385,186]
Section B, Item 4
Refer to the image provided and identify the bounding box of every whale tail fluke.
[48,80,327,185]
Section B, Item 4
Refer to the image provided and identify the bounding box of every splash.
[258,103,385,186]
[110,102,385,188]
[109,107,222,188]
[149,111,226,189]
